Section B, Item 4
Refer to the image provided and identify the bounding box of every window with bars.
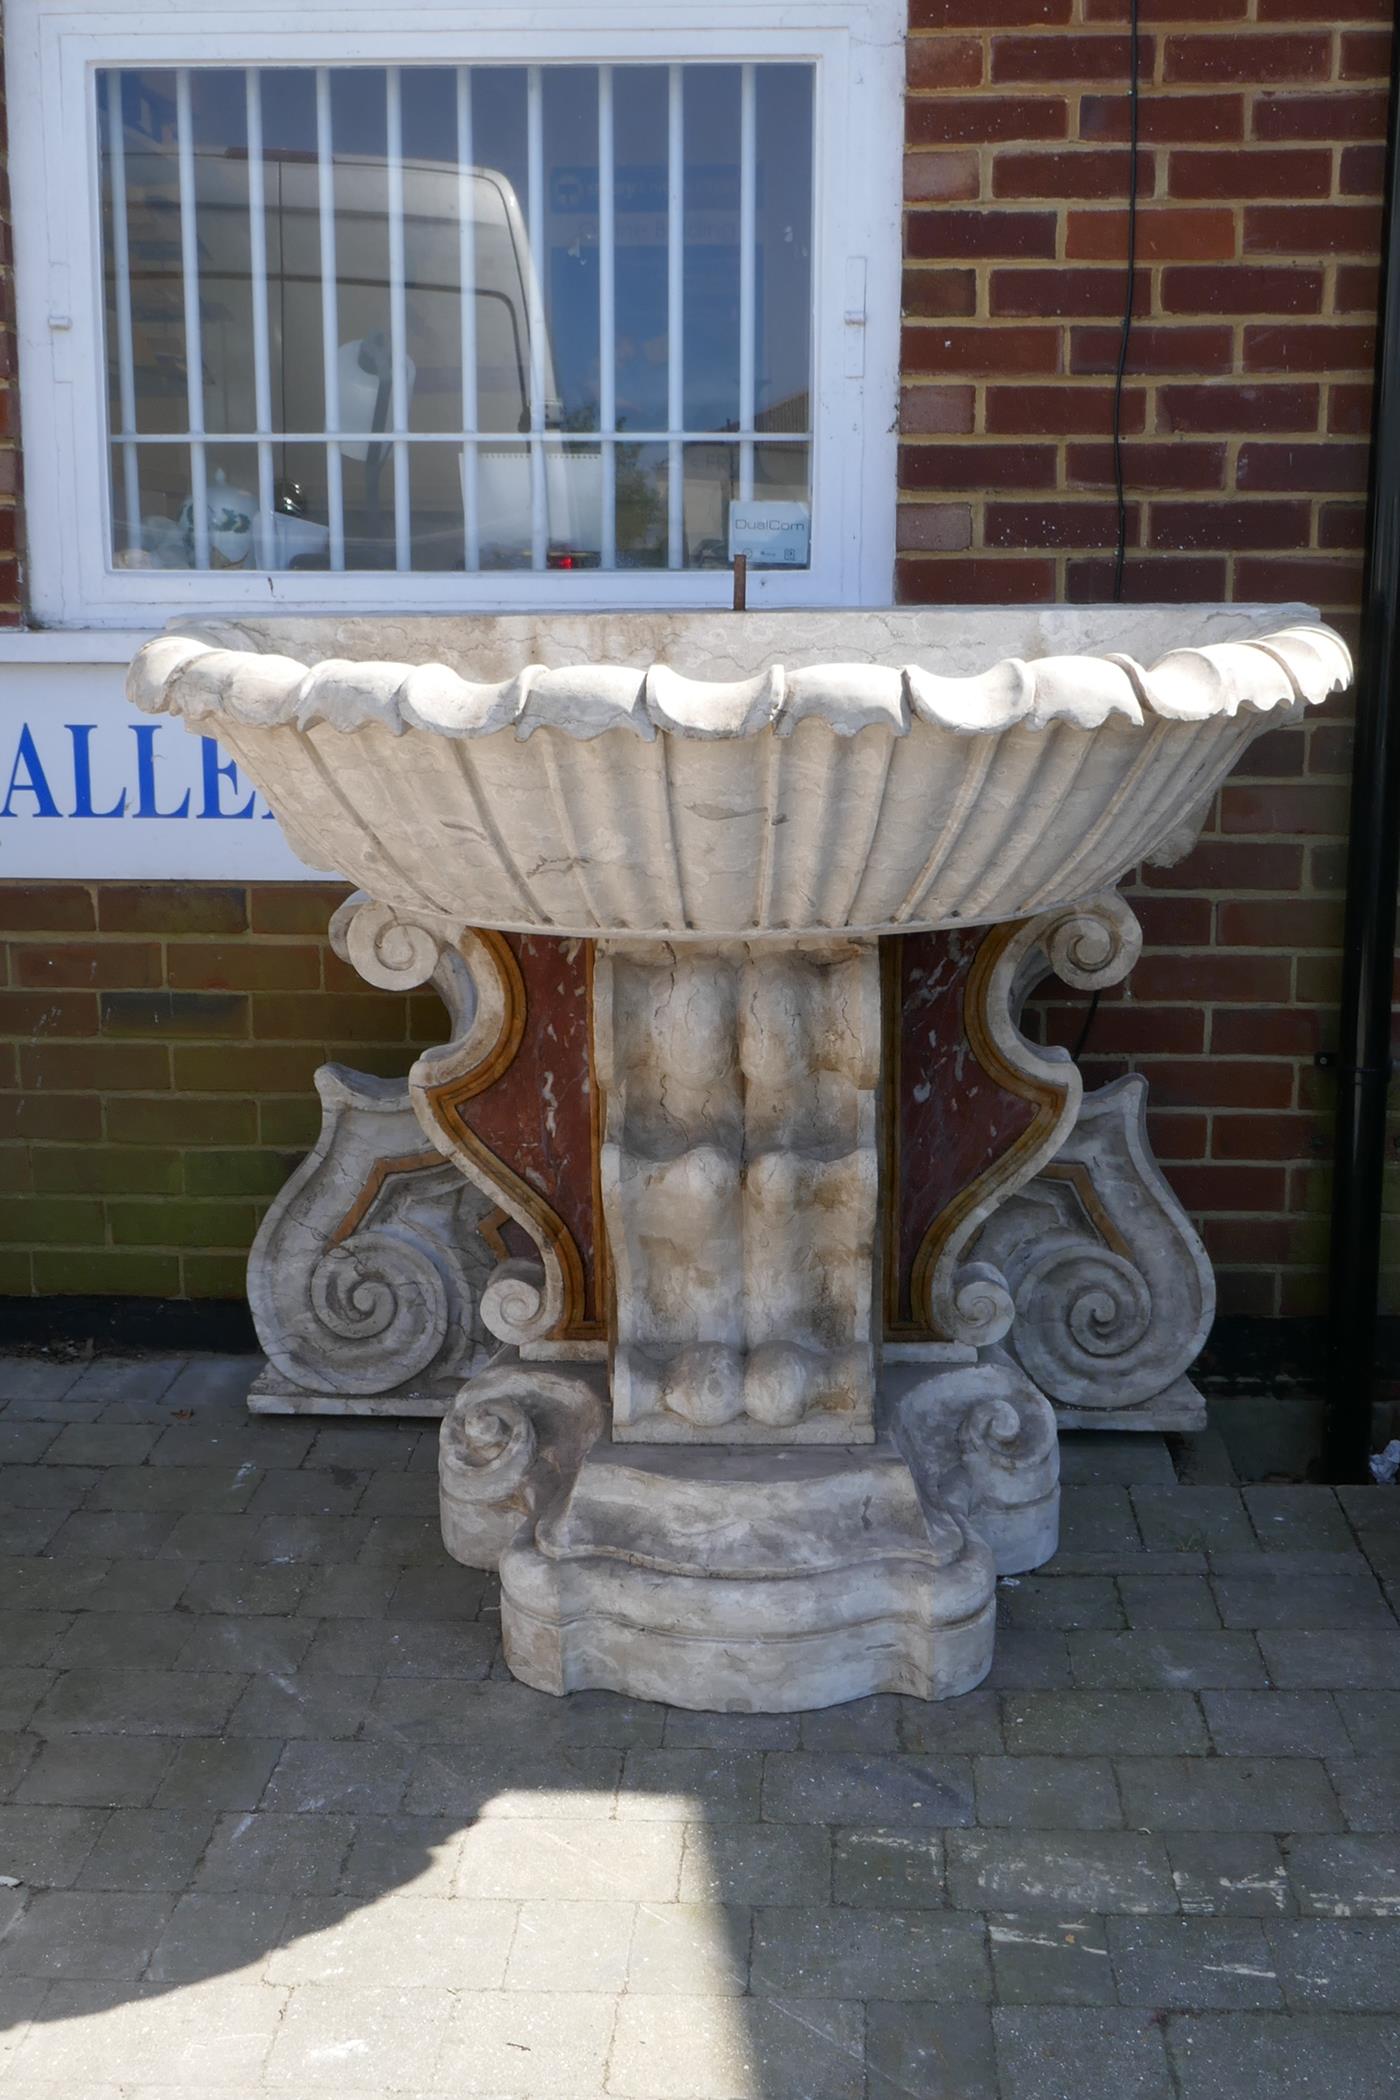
[98,61,815,579]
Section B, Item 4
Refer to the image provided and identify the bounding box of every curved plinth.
[497,1441,999,1711]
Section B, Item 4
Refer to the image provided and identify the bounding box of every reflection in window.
[99,61,814,576]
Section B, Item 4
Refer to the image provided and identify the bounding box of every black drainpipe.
[1323,28,1400,1483]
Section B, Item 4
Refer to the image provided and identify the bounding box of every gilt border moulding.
[127,607,1350,1709]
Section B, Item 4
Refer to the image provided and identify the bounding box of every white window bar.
[385,68,411,572]
[456,67,480,573]
[244,70,276,571]
[738,63,757,504]
[315,67,346,571]
[666,64,684,571]
[104,71,141,560]
[598,65,616,570]
[526,65,547,571]
[109,426,809,448]
[175,69,209,569]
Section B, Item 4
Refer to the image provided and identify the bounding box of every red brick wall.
[898,0,1390,1322]
[0,5,1392,1338]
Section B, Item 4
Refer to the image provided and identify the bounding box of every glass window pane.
[611,68,670,439]
[682,66,741,434]
[99,59,814,577]
[755,67,813,430]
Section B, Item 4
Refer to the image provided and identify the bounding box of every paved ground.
[1,1353,1399,2098]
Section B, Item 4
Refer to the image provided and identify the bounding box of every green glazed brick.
[32,1147,184,1197]
[0,1093,102,1144]
[0,1142,34,1194]
[183,1149,299,1199]
[258,1097,322,1148]
[0,1248,35,1292]
[21,1041,171,1092]
[106,1199,258,1250]
[173,1044,325,1094]
[31,1248,183,1296]
[105,1095,258,1147]
[0,1195,106,1245]
[167,942,323,993]
[181,1251,256,1299]
[252,993,409,1042]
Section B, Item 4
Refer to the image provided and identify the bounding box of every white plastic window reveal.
[7,4,903,621]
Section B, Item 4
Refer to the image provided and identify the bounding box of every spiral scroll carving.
[441,1395,538,1502]
[479,1259,552,1348]
[957,1381,1059,1497]
[303,1228,454,1391]
[247,1061,488,1400]
[919,892,1142,1349]
[1041,897,1143,989]
[972,1075,1215,1419]
[438,1364,609,1572]
[946,1261,1017,1351]
[890,1360,1060,1576]
[340,898,443,991]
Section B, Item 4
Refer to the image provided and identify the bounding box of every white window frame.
[7,0,904,628]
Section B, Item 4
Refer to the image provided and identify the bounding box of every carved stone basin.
[128,607,1349,938]
[128,605,1349,1712]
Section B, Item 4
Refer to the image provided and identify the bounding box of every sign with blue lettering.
[0,659,331,879]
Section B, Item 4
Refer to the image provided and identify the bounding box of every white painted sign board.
[0,654,333,880]
[727,500,811,569]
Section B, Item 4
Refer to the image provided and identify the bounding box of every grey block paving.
[867,2000,1000,2100]
[1114,1755,1343,1833]
[1259,1628,1400,1688]
[1201,1689,1353,1758]
[1265,1917,1400,2011]
[1168,1833,1294,1916]
[989,1914,1117,2007]
[995,2007,1175,2100]
[0,1363,1398,2096]
[831,1827,941,1909]
[1107,1915,1283,2009]
[975,1754,1123,1829]
[1167,2011,1400,2100]
[749,1904,990,1999]
[1003,1687,1209,1756]
[947,1832,1178,1915]
[1068,1630,1268,1688]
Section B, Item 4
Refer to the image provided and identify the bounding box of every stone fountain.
[129,606,1349,1710]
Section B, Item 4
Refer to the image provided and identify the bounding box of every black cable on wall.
[1111,0,1143,603]
[1075,0,1143,1066]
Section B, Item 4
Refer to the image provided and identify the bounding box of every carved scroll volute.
[247,1064,484,1397]
[916,890,1142,1347]
[973,1073,1215,1412]
[331,895,569,1348]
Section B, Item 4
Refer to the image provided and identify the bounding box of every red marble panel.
[454,933,601,1334]
[885,927,1037,1335]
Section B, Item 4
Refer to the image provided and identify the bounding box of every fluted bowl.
[128,607,1350,938]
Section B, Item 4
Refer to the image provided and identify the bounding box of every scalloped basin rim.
[128,604,1353,744]
[123,605,1352,939]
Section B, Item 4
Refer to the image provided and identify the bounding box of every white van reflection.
[112,143,611,571]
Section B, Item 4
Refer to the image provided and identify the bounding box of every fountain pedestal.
[366,898,1125,1708]
[128,606,1350,1708]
